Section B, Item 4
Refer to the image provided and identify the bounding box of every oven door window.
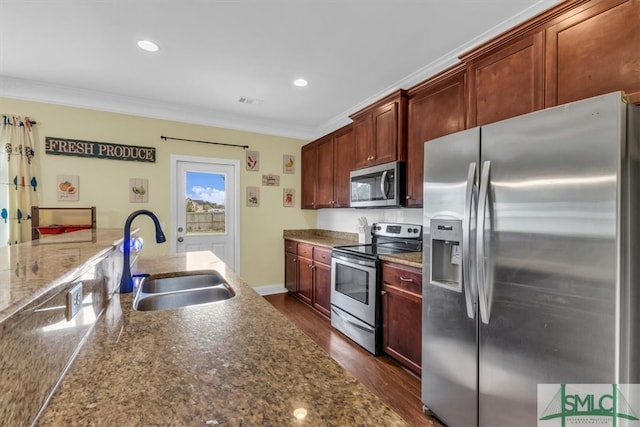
[334,262,370,305]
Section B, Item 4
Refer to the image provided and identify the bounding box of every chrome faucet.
[120,209,166,293]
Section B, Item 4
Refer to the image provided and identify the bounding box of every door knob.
[177,237,184,242]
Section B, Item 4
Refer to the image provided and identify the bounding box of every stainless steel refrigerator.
[422,91,640,427]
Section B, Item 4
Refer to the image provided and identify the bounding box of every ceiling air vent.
[238,96,264,106]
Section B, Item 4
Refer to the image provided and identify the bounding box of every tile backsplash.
[317,208,423,233]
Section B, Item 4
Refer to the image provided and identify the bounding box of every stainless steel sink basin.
[140,270,228,293]
[133,270,235,311]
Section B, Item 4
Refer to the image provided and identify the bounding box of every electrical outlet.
[66,282,83,321]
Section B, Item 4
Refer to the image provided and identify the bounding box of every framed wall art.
[56,174,79,201]
[129,178,149,203]
[283,155,295,174]
[262,174,280,186]
[246,151,259,171]
[283,188,295,207]
[246,186,260,207]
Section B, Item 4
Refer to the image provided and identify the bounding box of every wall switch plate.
[66,282,83,321]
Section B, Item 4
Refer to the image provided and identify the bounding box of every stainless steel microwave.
[350,161,405,208]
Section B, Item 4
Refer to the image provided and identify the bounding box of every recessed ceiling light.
[293,78,308,87]
[137,40,160,52]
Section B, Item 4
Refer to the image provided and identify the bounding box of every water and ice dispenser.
[430,219,463,292]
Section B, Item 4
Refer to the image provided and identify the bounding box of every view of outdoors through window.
[185,171,226,234]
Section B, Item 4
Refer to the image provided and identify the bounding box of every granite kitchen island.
[36,251,409,426]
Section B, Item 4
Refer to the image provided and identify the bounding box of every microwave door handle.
[380,170,389,198]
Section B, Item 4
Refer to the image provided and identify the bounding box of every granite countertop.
[284,229,423,268]
[37,251,409,426]
[380,252,423,269]
[283,229,359,248]
[0,228,126,324]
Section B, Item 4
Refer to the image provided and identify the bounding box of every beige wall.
[1,97,317,287]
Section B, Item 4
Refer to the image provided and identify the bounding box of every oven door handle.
[331,253,377,268]
[331,307,375,333]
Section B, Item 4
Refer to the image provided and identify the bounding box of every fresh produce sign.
[45,137,156,163]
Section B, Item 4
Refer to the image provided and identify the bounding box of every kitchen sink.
[133,270,235,311]
[140,270,228,293]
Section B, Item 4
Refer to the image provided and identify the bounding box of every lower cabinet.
[312,247,332,317]
[381,261,422,375]
[297,243,314,305]
[284,240,298,293]
[283,239,331,317]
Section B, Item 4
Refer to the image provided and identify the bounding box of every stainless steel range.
[331,222,422,355]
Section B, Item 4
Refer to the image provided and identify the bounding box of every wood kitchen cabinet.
[406,66,467,206]
[301,124,354,209]
[284,239,298,293]
[283,240,332,318]
[332,125,354,207]
[312,246,332,317]
[465,32,544,127]
[301,143,317,209]
[302,0,640,210]
[350,90,407,169]
[381,261,422,375]
[297,243,314,305]
[545,0,640,106]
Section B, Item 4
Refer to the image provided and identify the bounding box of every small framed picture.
[129,178,149,203]
[283,188,295,207]
[283,154,295,174]
[246,186,260,207]
[246,150,259,171]
[262,174,280,186]
[57,174,79,201]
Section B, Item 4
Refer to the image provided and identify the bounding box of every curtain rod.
[161,135,249,150]
[2,116,36,126]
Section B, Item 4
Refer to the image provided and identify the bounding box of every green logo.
[539,384,639,427]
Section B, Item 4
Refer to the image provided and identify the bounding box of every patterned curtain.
[0,115,39,245]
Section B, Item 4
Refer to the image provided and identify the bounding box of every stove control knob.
[407,228,413,233]
[413,228,420,233]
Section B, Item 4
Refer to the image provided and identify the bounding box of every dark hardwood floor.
[264,292,444,427]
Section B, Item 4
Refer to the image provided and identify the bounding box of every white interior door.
[172,155,239,271]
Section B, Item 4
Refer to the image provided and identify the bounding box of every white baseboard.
[254,284,287,296]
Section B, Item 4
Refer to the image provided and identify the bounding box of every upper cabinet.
[350,90,408,170]
[301,124,354,209]
[301,0,640,209]
[465,32,544,127]
[406,66,467,206]
[315,135,335,209]
[545,0,640,106]
[301,143,317,209]
[332,125,355,207]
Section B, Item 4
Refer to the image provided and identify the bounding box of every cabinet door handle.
[381,290,387,296]
[399,276,414,282]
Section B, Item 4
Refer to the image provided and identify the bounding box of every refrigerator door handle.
[462,162,477,319]
[476,160,491,324]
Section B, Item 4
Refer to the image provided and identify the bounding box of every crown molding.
[313,0,562,139]
[0,76,315,141]
[1,0,562,143]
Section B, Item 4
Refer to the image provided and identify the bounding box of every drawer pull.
[399,276,414,282]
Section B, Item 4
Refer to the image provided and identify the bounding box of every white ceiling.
[0,0,562,141]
